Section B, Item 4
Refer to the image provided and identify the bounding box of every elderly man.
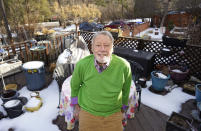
[70,31,132,131]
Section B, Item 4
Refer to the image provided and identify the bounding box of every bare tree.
[0,0,13,44]
[160,0,171,27]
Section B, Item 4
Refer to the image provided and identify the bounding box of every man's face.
[92,34,113,64]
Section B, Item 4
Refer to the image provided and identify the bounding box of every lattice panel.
[80,32,201,79]
[80,32,94,46]
[183,46,201,78]
[114,37,138,49]
[142,41,185,65]
[80,32,95,53]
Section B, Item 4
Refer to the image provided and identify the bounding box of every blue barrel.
[195,84,201,102]
[22,61,46,91]
[151,71,170,91]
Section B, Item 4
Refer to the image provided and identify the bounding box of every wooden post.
[19,44,24,63]
[24,43,29,62]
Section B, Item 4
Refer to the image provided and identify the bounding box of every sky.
[0,26,195,131]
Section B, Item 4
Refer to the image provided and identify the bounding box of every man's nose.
[100,45,106,50]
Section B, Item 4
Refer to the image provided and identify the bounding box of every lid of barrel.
[4,99,21,108]
[22,61,44,69]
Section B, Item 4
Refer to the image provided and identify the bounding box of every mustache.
[98,52,107,55]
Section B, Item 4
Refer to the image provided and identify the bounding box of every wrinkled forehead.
[93,34,113,45]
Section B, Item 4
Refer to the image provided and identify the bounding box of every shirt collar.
[94,57,111,67]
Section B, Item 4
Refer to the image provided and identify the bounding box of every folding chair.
[53,63,75,108]
[128,60,144,111]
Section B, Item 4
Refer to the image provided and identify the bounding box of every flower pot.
[169,65,189,84]
[1,90,19,103]
[166,112,193,131]
[151,71,170,91]
[195,84,201,102]
[3,99,23,118]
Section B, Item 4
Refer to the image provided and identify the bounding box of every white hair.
[91,31,114,45]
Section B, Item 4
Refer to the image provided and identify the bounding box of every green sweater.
[70,54,132,116]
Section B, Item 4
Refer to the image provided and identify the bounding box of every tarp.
[56,36,90,66]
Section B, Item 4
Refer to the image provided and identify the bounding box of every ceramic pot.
[169,65,189,83]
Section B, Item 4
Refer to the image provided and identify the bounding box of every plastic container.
[195,84,201,102]
[24,97,42,112]
[3,99,23,118]
[1,90,19,103]
[151,71,170,91]
[22,61,46,91]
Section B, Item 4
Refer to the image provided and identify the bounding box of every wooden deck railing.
[2,32,75,65]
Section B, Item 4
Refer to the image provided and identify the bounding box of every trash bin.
[22,61,46,91]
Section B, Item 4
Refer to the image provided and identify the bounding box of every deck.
[53,103,168,131]
[1,67,200,131]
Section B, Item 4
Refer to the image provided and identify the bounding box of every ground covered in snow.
[0,78,195,130]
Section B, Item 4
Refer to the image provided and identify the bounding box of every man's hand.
[74,104,80,120]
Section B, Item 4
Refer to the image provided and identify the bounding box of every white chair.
[53,63,75,108]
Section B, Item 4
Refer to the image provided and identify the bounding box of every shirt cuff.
[71,97,78,105]
[122,105,128,111]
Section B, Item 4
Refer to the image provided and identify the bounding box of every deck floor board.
[125,104,168,131]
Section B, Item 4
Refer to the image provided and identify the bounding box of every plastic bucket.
[195,84,201,102]
[22,61,46,91]
[151,71,170,91]
[3,99,23,118]
[1,90,19,103]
